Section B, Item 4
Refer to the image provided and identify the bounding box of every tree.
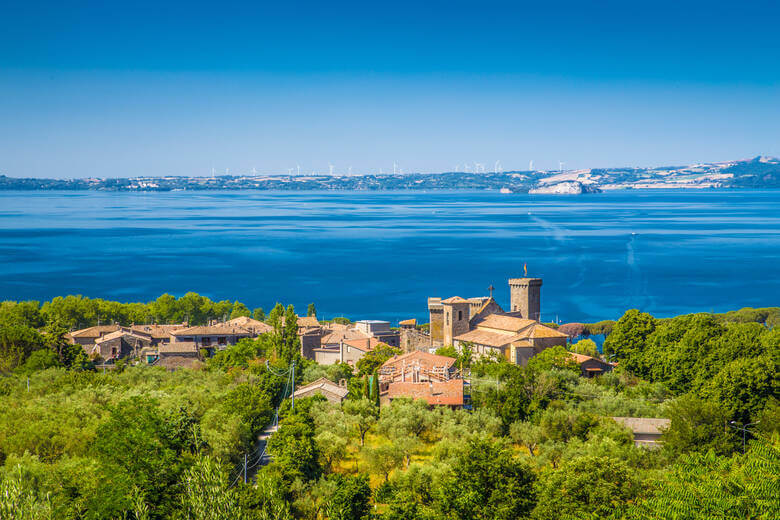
[703,355,778,424]
[267,414,321,482]
[624,441,780,520]
[356,343,401,376]
[370,369,380,407]
[532,455,644,520]
[569,338,599,357]
[603,309,656,371]
[0,324,44,371]
[527,345,580,374]
[179,456,246,520]
[253,307,266,322]
[325,474,372,520]
[281,305,300,362]
[307,303,317,318]
[343,398,378,446]
[18,348,61,373]
[557,322,587,340]
[315,430,348,472]
[436,436,536,520]
[362,443,403,482]
[229,301,251,320]
[662,394,737,456]
[510,421,543,457]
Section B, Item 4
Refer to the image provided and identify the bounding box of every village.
[64,276,666,447]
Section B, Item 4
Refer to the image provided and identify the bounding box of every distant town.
[2,156,779,193]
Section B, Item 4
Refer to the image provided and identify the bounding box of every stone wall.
[400,327,432,352]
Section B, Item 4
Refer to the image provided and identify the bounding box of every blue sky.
[1,0,778,177]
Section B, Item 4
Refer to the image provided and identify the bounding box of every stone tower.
[441,297,471,346]
[508,278,542,321]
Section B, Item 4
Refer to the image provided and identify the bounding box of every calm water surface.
[1,189,778,323]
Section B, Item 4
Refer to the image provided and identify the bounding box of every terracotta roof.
[158,342,199,354]
[454,328,519,348]
[382,350,456,372]
[131,324,188,339]
[568,352,609,364]
[225,317,273,333]
[386,380,464,406]
[321,328,370,345]
[95,329,151,344]
[297,316,320,328]
[474,314,537,333]
[294,377,349,399]
[343,337,382,351]
[68,325,120,338]
[611,417,670,435]
[522,323,569,339]
[170,325,252,336]
[399,318,417,326]
[441,296,468,304]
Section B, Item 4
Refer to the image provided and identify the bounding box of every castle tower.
[441,297,470,346]
[509,278,542,321]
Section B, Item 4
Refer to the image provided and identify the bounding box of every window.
[217,337,227,345]
[458,310,463,321]
[202,337,212,346]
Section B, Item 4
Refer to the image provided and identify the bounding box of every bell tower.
[509,277,542,321]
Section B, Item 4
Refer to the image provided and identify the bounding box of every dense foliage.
[1,302,778,518]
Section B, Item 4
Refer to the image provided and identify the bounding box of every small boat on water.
[500,187,513,194]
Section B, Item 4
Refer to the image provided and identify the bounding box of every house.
[169,324,253,354]
[302,319,399,364]
[353,320,400,348]
[310,337,374,366]
[453,314,568,365]
[154,341,201,371]
[130,324,189,347]
[611,417,671,448]
[90,328,153,361]
[66,325,121,348]
[380,379,468,409]
[379,351,459,384]
[292,377,349,403]
[225,316,273,335]
[569,352,614,377]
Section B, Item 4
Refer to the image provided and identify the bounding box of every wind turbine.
[494,160,502,174]
[329,163,334,175]
[529,160,534,171]
[251,167,257,175]
[296,164,301,176]
[393,162,398,175]
[559,161,565,172]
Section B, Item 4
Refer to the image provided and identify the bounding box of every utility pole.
[291,360,296,411]
[729,421,760,454]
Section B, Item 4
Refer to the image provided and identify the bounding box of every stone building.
[380,379,467,409]
[293,377,349,403]
[379,351,459,384]
[425,276,566,365]
[90,328,153,361]
[569,352,614,377]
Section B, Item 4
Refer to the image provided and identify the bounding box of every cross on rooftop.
[487,284,495,298]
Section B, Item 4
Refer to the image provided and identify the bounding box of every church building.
[426,277,567,366]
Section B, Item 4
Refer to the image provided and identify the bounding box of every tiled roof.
[68,325,120,338]
[399,318,417,326]
[297,316,320,328]
[170,325,252,336]
[441,296,467,304]
[131,324,188,339]
[294,377,349,399]
[382,350,456,372]
[321,328,370,345]
[454,329,519,348]
[474,314,537,332]
[95,330,151,344]
[522,323,569,339]
[343,337,382,351]
[156,355,201,370]
[225,317,274,333]
[611,417,671,435]
[386,379,464,406]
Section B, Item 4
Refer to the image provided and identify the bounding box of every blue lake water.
[0,189,779,324]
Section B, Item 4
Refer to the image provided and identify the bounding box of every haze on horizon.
[1,0,778,179]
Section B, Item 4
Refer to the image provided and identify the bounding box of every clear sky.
[1,0,778,178]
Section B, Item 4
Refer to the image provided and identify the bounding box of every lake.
[1,189,778,324]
